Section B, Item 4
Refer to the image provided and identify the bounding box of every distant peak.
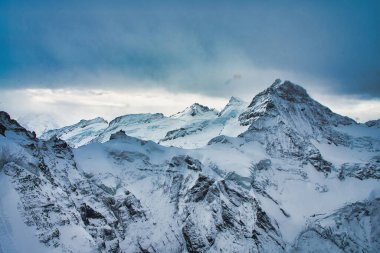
[171,103,215,118]
[228,96,243,104]
[79,117,108,125]
[189,103,214,116]
[109,113,164,126]
[190,103,210,110]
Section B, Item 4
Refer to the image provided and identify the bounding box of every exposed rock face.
[169,155,203,171]
[294,197,380,253]
[180,176,285,253]
[0,123,5,136]
[365,119,380,128]
[207,135,233,145]
[338,156,380,180]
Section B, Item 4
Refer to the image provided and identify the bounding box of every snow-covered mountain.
[42,117,109,148]
[41,98,249,149]
[1,79,380,253]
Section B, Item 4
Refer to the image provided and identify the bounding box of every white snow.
[0,171,60,253]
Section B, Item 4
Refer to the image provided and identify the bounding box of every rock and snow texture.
[1,79,380,253]
[293,196,380,253]
[0,112,285,253]
[366,119,380,128]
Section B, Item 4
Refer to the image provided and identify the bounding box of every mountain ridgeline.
[1,80,379,253]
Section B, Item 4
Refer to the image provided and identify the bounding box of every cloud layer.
[1,1,380,96]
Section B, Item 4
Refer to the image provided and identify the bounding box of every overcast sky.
[0,0,379,133]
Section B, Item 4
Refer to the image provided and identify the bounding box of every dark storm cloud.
[0,0,379,97]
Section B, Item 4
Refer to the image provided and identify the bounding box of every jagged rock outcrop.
[293,197,380,253]
[180,175,286,253]
[338,156,380,180]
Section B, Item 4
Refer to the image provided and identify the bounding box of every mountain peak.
[240,79,354,132]
[171,103,216,118]
[273,80,310,102]
[189,103,215,116]
[190,102,211,110]
[228,96,243,104]
[247,80,311,108]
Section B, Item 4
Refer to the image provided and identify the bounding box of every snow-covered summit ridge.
[170,103,217,118]
[109,113,164,127]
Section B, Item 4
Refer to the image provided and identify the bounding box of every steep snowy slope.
[41,117,108,148]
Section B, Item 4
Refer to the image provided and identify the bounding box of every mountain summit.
[171,103,217,118]
[240,79,354,130]
[236,80,358,172]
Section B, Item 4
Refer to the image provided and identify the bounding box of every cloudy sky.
[0,0,379,133]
